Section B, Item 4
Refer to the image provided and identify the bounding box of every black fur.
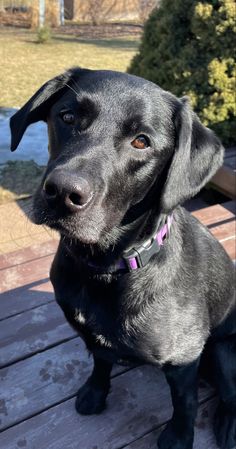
[10,68,236,449]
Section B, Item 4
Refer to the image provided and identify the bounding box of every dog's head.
[10,68,223,248]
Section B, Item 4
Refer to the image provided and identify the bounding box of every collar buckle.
[123,237,160,271]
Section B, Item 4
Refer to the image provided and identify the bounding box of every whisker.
[64,82,79,97]
[71,79,81,95]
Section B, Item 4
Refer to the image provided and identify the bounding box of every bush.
[128,0,235,146]
[36,25,51,44]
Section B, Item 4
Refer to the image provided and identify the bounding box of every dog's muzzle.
[42,170,94,213]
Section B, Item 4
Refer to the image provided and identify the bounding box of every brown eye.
[61,112,75,124]
[131,135,150,149]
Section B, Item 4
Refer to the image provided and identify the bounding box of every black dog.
[10,68,236,449]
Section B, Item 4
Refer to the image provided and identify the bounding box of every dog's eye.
[61,112,75,124]
[131,135,150,149]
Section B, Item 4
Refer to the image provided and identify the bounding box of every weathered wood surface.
[124,398,219,449]
[0,279,54,320]
[0,239,58,271]
[221,237,236,260]
[210,219,235,243]
[0,254,54,294]
[211,165,235,199]
[0,302,77,367]
[193,201,236,260]
[0,365,213,448]
[192,201,235,225]
[0,337,131,432]
[211,147,236,199]
[0,338,84,430]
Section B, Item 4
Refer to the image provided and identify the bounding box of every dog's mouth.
[51,219,105,245]
[35,210,105,244]
[31,188,123,248]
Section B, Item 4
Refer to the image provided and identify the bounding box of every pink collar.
[88,215,173,274]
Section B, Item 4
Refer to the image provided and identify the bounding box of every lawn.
[0,27,139,206]
[0,28,139,107]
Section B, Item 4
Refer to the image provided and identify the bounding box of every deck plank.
[211,147,236,198]
[0,254,54,294]
[0,337,129,431]
[192,201,235,226]
[123,398,218,449]
[210,219,235,242]
[0,240,58,271]
[0,364,212,448]
[0,301,76,367]
[0,279,54,320]
[192,201,236,260]
[219,238,235,260]
[211,166,236,199]
[221,237,236,260]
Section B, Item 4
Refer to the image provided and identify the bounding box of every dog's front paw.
[75,379,108,415]
[157,422,193,449]
[214,401,236,449]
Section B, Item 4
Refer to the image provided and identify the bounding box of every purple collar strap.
[88,215,173,274]
[120,214,173,272]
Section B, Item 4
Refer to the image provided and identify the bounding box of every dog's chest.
[65,286,156,365]
[73,305,114,350]
[56,272,207,367]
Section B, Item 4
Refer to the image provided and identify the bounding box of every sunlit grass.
[0,28,139,107]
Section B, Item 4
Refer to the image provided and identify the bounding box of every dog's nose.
[43,171,93,212]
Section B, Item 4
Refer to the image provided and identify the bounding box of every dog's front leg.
[75,356,113,415]
[158,358,200,449]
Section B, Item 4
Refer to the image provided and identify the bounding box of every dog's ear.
[10,69,79,151]
[161,97,224,212]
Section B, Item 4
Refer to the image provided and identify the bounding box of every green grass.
[0,28,139,107]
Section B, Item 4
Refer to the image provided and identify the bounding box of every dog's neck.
[62,205,170,272]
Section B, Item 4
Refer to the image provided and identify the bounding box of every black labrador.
[10,68,236,449]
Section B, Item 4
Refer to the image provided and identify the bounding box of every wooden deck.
[0,201,235,449]
[211,147,236,199]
